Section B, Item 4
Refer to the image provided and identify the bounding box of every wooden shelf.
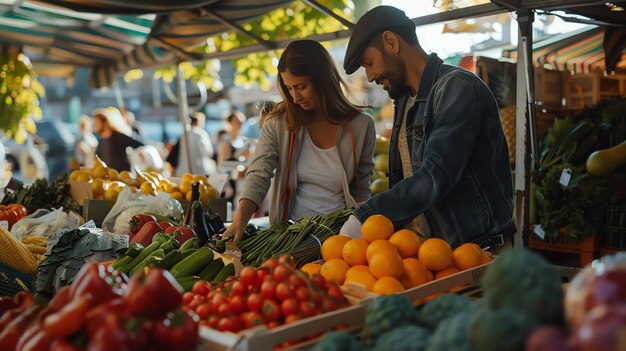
[565,72,626,110]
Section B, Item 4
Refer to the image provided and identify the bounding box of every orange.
[401,258,432,289]
[435,266,460,279]
[435,267,465,292]
[344,270,376,292]
[368,251,404,279]
[452,243,483,271]
[365,240,398,263]
[320,259,350,284]
[361,215,394,243]
[418,238,453,271]
[300,263,322,277]
[481,250,493,264]
[321,235,351,261]
[342,239,369,266]
[372,277,404,295]
[346,265,370,278]
[389,229,422,258]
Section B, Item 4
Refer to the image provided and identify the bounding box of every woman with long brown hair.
[224,39,376,243]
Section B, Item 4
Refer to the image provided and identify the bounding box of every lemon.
[185,190,192,201]
[179,180,192,195]
[76,172,92,182]
[91,165,108,179]
[122,178,137,187]
[149,171,164,183]
[119,171,132,181]
[162,180,176,193]
[108,168,119,181]
[104,187,119,204]
[92,178,107,196]
[192,175,208,185]
[69,170,81,181]
[140,181,157,196]
[182,173,193,183]
[171,191,184,201]
[206,186,220,199]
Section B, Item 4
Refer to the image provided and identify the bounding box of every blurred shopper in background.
[166,112,216,176]
[74,115,98,167]
[93,107,144,171]
[223,39,376,243]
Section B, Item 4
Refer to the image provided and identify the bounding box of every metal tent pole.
[176,64,192,174]
[514,9,537,248]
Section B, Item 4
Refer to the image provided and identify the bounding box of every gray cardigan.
[240,112,376,224]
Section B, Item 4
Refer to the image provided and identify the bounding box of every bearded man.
[340,6,515,251]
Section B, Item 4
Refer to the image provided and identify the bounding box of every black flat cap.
[343,6,416,75]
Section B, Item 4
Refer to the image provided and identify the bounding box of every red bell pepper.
[18,329,51,351]
[70,263,124,308]
[48,286,71,312]
[129,214,156,236]
[0,305,43,351]
[164,226,196,244]
[157,220,172,231]
[129,221,163,247]
[87,315,133,351]
[0,297,17,317]
[49,339,84,351]
[86,299,127,338]
[124,268,182,319]
[152,309,199,351]
[42,294,89,339]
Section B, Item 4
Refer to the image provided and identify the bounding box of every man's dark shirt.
[96,131,144,171]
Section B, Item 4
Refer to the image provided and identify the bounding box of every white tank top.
[290,129,346,219]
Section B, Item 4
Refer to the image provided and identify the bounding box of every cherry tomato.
[280,298,299,317]
[262,258,279,271]
[300,301,316,318]
[242,311,265,329]
[278,255,296,268]
[326,284,345,304]
[228,295,245,314]
[323,299,337,312]
[240,267,258,288]
[257,268,270,283]
[310,274,326,289]
[182,292,195,305]
[217,303,231,317]
[295,287,311,302]
[285,314,301,324]
[208,315,220,329]
[229,281,246,297]
[195,303,212,319]
[262,300,281,322]
[261,281,277,300]
[312,291,323,304]
[247,293,263,312]
[217,317,241,333]
[189,296,205,310]
[273,265,290,282]
[192,281,210,296]
[288,274,306,288]
[275,283,294,302]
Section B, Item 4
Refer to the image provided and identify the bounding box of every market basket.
[0,262,36,297]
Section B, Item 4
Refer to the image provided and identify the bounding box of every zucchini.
[175,276,200,292]
[149,249,184,270]
[111,255,132,271]
[119,241,160,275]
[214,263,235,283]
[198,258,225,281]
[130,248,164,276]
[180,237,198,252]
[170,247,214,279]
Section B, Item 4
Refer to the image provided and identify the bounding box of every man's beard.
[382,53,410,99]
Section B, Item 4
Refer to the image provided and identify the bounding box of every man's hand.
[340,215,362,238]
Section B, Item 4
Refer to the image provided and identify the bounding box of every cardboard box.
[82,199,111,227]
[69,179,93,206]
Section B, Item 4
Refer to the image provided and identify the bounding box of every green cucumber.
[175,276,200,292]
[149,249,184,270]
[180,237,198,252]
[111,256,132,270]
[170,247,214,279]
[130,248,164,276]
[214,263,235,283]
[119,241,160,275]
[198,258,225,281]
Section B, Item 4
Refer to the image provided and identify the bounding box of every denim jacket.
[354,54,516,248]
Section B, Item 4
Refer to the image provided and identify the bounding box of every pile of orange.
[301,214,492,296]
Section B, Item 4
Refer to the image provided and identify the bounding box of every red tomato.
[189,296,205,310]
[230,281,246,297]
[0,212,6,222]
[326,284,345,304]
[240,267,258,288]
[310,274,326,289]
[323,299,337,312]
[261,281,277,300]
[217,303,231,317]
[275,283,294,302]
[257,268,270,283]
[211,295,228,313]
[312,291,323,305]
[280,298,299,317]
[300,301,316,318]
[273,265,290,282]
[228,295,245,314]
[217,317,241,333]
[295,287,311,302]
[285,314,301,324]
[278,255,296,268]
[182,292,195,305]
[192,281,210,296]
[267,321,280,329]
[242,311,265,329]
[262,258,279,271]
[195,303,212,319]
[208,315,220,329]
[247,293,263,312]
[262,300,281,322]
[4,210,19,228]
[288,274,306,288]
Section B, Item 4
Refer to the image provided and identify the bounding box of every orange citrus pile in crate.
[300,214,492,296]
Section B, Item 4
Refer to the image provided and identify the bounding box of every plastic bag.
[10,207,81,240]
[101,187,183,234]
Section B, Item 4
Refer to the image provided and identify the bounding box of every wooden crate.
[528,226,599,267]
[535,67,567,110]
[198,262,490,351]
[565,72,626,110]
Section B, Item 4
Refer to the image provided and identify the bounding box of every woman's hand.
[223,198,258,244]
[222,221,246,243]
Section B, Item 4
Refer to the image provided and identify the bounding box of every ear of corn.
[0,226,38,275]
